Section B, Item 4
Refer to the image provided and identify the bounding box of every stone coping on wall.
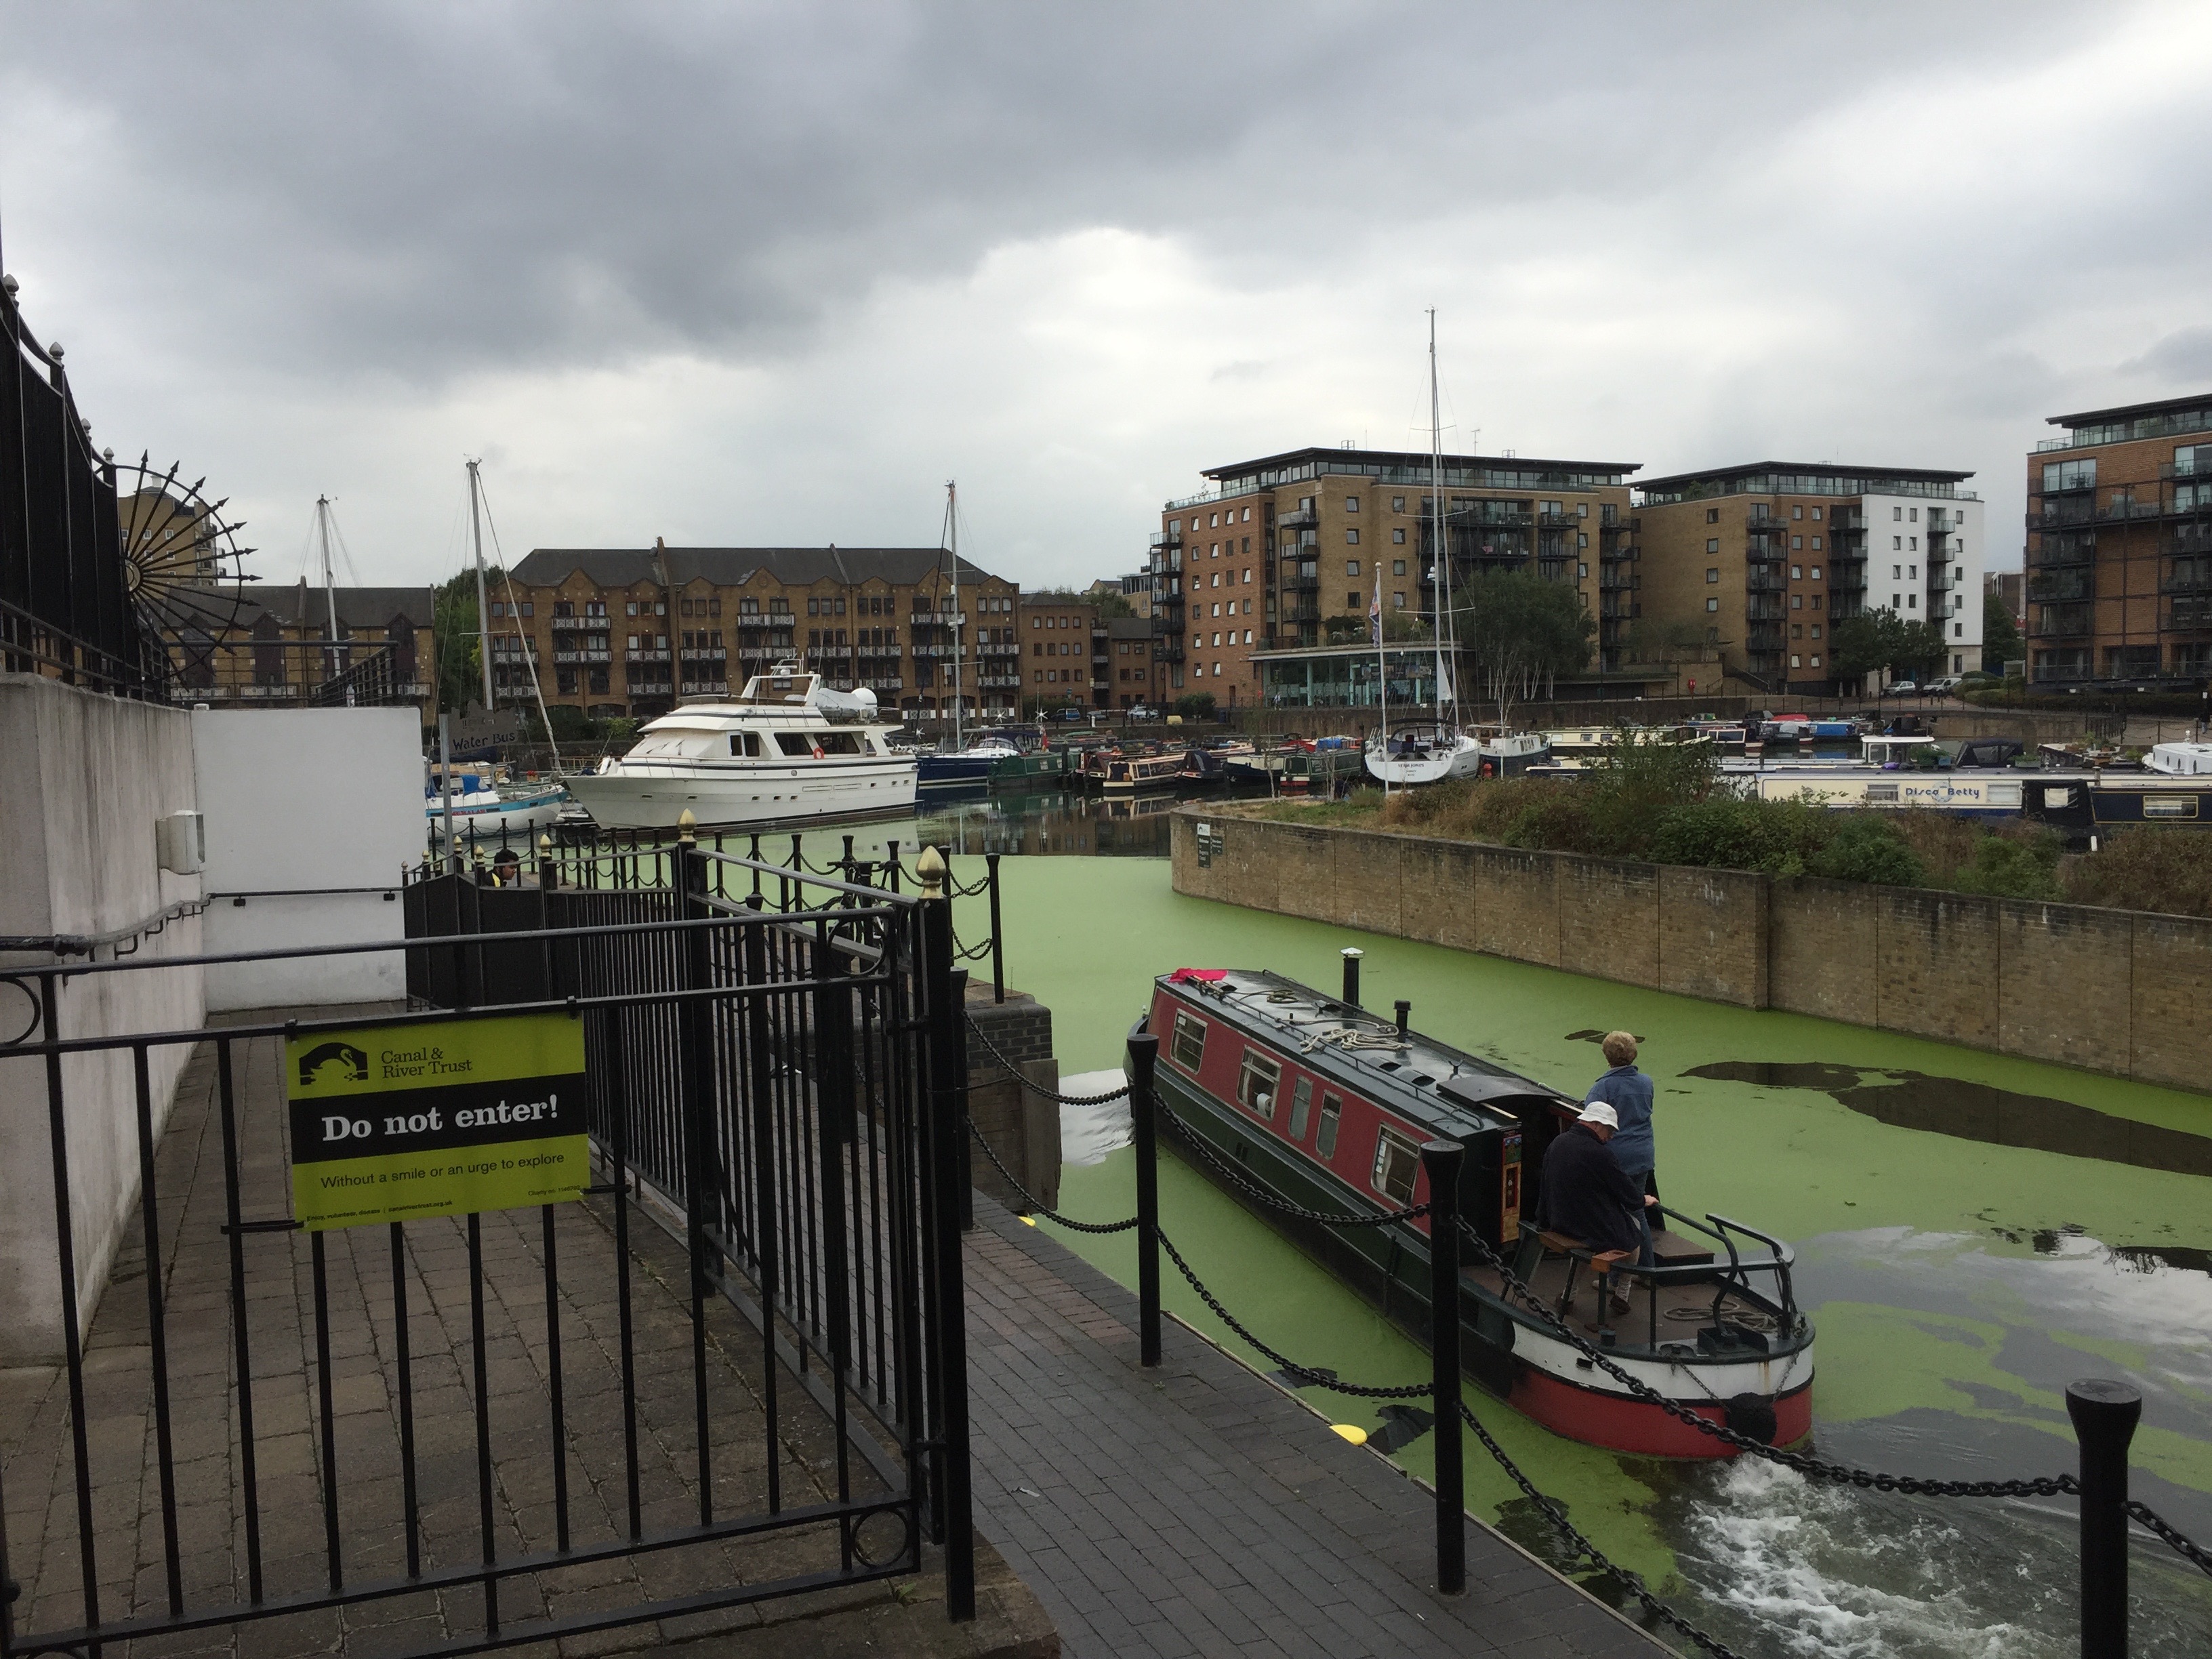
[1168,805,2212,1096]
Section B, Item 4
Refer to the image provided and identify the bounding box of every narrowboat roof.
[1153,968,1579,1139]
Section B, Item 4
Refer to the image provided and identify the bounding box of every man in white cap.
[1536,1100,1659,1318]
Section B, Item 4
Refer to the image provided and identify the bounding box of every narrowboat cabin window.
[1288,1076,1313,1141]
[1236,1048,1281,1119]
[1372,1126,1420,1206]
[1316,1094,1341,1159]
[2144,796,2198,819]
[1170,1010,1208,1071]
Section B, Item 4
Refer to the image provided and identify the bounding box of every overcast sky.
[6,1,2211,592]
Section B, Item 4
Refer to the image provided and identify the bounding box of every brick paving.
[964,1199,1669,1659]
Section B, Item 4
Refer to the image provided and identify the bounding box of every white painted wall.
[0,675,205,1363]
[192,708,422,1011]
[1861,492,1985,678]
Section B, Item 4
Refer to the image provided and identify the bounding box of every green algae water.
[823,796,2212,1655]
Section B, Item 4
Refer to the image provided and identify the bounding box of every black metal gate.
[0,839,973,1659]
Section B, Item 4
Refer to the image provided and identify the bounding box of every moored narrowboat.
[1144,967,1814,1458]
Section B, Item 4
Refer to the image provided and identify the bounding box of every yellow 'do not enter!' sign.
[286,1014,592,1230]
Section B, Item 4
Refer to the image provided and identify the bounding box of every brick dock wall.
[1170,808,2212,1094]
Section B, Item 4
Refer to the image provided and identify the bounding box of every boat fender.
[1723,1393,1778,1446]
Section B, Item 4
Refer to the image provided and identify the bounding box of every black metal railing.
[0,850,979,1659]
[1,269,164,697]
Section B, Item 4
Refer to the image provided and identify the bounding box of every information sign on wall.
[286,1014,591,1230]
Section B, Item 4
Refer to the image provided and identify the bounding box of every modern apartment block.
[506,543,1020,722]
[1151,445,1638,703]
[1635,464,1983,692]
[2025,394,2212,684]
[1017,592,1103,710]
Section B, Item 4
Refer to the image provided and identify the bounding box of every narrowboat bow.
[1143,968,1814,1458]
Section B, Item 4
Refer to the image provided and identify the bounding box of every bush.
[2062,827,2212,918]
[1648,799,1824,875]
[1173,692,1217,720]
[1807,815,1925,886]
[1947,832,2063,901]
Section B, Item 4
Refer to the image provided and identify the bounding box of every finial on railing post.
[537,832,557,891]
[677,808,697,846]
[916,844,947,899]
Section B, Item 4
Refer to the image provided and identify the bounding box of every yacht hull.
[564,758,918,830]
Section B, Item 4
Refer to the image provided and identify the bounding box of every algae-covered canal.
[834,794,2212,1656]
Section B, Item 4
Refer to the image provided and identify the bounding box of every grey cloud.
[2122,327,2212,382]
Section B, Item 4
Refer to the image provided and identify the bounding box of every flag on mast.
[1370,565,1382,646]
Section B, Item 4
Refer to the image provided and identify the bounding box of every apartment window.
[627,601,639,617]
[1210,602,1221,617]
[1908,537,1919,552]
[1391,495,1406,512]
[1706,538,1720,554]
[1791,594,1803,609]
[808,598,820,615]
[1578,503,1589,518]
[1242,507,1252,521]
[1317,1094,1342,1159]
[1346,560,1361,576]
[1706,597,1720,612]
[1208,512,1219,527]
[520,602,532,617]
[1811,624,1822,639]
[1706,508,1719,523]
[1393,559,1407,576]
[1811,596,1823,612]
[1346,592,1359,609]
[1243,568,1253,583]
[1706,568,1719,583]
[1244,629,1254,644]
[1792,506,1803,520]
[1791,565,1803,579]
[1811,537,1823,551]
[1392,592,1406,609]
[1792,536,1803,550]
[1393,528,1406,544]
[1908,594,1918,609]
[1811,653,1822,666]
[1346,528,1360,545]
[586,601,607,617]
[1578,562,1589,579]
[1241,537,1250,554]
[1578,533,1589,548]
[1893,506,1903,521]
[1811,508,1822,520]
[1954,622,1964,638]
[1909,565,1919,579]
[1791,654,1802,668]
[2043,457,2096,493]
[1372,1127,1420,1206]
[1909,508,1919,523]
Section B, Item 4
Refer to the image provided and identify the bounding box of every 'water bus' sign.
[285,1014,591,1229]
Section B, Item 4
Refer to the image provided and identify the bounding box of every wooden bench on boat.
[1509,1223,1720,1332]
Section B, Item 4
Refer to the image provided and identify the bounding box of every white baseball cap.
[1577,1101,1618,1130]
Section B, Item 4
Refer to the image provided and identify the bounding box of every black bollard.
[1128,1029,1162,1368]
[1340,947,1363,1008]
[2067,1378,2142,1659]
[1421,1139,1467,1595]
[1395,999,1411,1035]
[986,853,1006,1004]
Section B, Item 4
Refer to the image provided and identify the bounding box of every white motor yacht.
[562,668,918,831]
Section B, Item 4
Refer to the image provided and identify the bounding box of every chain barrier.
[1158,1217,1750,1654]
[1454,1399,1749,1659]
[964,1017,1133,1105]
[966,1120,1139,1235]
[1450,1218,2079,1498]
[2127,1498,2212,1580]
[1155,1229,1429,1400]
[1155,1096,1431,1227]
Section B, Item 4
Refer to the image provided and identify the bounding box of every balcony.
[680,680,729,696]
[1599,572,1640,592]
[550,615,592,631]
[1277,509,1317,530]
[625,649,671,663]
[2030,573,2095,603]
[1153,644,1185,663]
[1150,530,1183,549]
[1746,599,1786,622]
[681,647,727,660]
[1830,510,1866,532]
[2167,598,2212,632]
[628,680,672,696]
[1279,599,1323,623]
[1830,568,1868,594]
[1158,612,1186,635]
[2034,497,2162,529]
[2162,566,2212,594]
[978,640,1019,657]
[1746,572,1786,594]
[2032,604,2094,638]
[1282,564,1321,592]
[1745,625,1786,651]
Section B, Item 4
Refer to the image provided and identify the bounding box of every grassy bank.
[1246,743,2212,918]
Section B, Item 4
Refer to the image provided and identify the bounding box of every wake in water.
[1667,1458,2211,1659]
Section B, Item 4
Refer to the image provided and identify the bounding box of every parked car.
[1126,704,1159,721]
[1056,707,1085,721]
[1883,680,1921,697]
[1923,676,1963,697]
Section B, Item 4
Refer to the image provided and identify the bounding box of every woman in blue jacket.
[1584,1031,1656,1282]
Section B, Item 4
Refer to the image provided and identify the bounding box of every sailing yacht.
[1368,314,1484,787]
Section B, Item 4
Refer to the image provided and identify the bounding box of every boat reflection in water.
[916,785,1214,858]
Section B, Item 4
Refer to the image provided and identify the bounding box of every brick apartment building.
[169,580,438,726]
[1152,445,1638,705]
[1634,463,1984,693]
[1017,592,1103,711]
[504,543,1020,724]
[2025,393,2212,685]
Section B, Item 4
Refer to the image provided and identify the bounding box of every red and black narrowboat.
[1143,967,1814,1458]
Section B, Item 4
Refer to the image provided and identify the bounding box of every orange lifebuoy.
[812,744,825,760]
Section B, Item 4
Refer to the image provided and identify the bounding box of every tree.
[1830,607,1940,684]
[433,569,483,715]
[1449,570,1594,728]
[1893,617,1946,678]
[1982,590,2022,673]
[1174,691,1217,720]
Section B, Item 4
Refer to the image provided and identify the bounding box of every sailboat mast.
[945,479,964,747]
[1429,310,1450,726]
[316,494,340,682]
[468,459,493,711]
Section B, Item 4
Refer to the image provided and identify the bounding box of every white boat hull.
[428,794,571,842]
[563,757,918,831]
[1365,735,1486,785]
